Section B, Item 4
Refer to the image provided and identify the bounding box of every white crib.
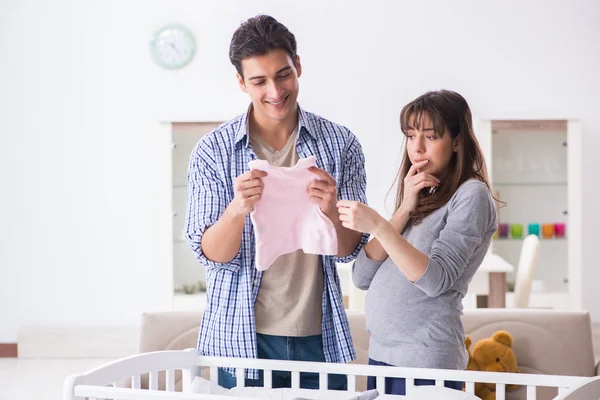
[63,349,600,400]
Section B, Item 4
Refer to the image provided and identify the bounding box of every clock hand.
[167,42,181,57]
[157,38,182,58]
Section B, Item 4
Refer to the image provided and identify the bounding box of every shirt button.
[254,279,259,285]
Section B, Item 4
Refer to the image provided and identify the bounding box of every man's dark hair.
[229,15,298,78]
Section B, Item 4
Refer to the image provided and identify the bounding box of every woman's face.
[405,112,457,177]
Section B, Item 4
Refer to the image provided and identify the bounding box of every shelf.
[493,182,567,187]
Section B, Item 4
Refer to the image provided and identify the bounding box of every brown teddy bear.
[465,331,520,400]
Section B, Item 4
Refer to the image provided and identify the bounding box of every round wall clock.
[150,25,196,69]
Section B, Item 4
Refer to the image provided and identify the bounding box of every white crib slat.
[131,375,141,389]
[496,383,506,400]
[264,370,272,388]
[149,371,158,390]
[291,371,300,389]
[347,374,356,392]
[527,385,537,399]
[435,379,444,387]
[405,377,414,395]
[319,373,327,390]
[236,367,245,388]
[376,376,385,393]
[465,381,475,394]
[182,367,195,393]
[558,386,568,394]
[210,366,218,383]
[166,369,175,391]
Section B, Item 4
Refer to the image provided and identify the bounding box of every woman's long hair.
[394,90,499,224]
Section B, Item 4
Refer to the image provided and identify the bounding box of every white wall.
[1,0,599,342]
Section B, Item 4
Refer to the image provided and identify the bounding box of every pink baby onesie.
[248,156,338,271]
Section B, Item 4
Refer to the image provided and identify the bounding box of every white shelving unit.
[475,119,582,309]
[163,121,222,310]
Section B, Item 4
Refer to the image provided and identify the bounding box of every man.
[185,14,367,390]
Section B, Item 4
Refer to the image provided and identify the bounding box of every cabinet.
[169,122,221,306]
[475,119,582,309]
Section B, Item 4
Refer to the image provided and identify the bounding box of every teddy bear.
[465,331,520,400]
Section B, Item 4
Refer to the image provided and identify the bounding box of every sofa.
[137,308,599,399]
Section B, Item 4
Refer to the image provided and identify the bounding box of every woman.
[337,90,498,395]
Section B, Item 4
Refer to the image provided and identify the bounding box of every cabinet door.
[172,122,221,287]
[491,126,568,294]
[492,130,567,185]
[172,186,187,241]
[172,123,219,186]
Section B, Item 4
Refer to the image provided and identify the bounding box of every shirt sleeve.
[412,181,497,297]
[184,141,242,273]
[351,248,385,290]
[332,131,370,263]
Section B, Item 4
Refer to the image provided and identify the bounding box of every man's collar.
[234,104,317,147]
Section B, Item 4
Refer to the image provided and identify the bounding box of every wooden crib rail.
[197,355,588,398]
[553,376,600,400]
[64,350,593,400]
[64,349,198,400]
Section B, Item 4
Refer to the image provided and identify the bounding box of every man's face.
[237,49,302,124]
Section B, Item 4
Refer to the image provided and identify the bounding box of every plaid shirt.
[185,105,368,378]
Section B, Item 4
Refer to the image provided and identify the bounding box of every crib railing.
[63,350,198,400]
[63,349,595,400]
[197,355,589,400]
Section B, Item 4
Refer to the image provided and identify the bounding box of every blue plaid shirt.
[185,105,368,378]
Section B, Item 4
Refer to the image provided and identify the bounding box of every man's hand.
[229,170,268,217]
[307,166,339,223]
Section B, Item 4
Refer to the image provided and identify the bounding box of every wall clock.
[150,25,196,69]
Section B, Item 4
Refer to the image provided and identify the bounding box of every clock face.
[150,25,196,69]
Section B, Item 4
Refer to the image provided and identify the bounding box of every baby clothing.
[249,125,323,336]
[249,156,338,271]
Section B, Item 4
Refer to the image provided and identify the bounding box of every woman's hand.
[336,200,387,236]
[400,160,441,213]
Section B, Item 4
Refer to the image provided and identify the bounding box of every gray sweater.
[353,179,497,370]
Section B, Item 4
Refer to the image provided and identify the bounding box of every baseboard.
[17,327,139,358]
[0,343,18,357]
